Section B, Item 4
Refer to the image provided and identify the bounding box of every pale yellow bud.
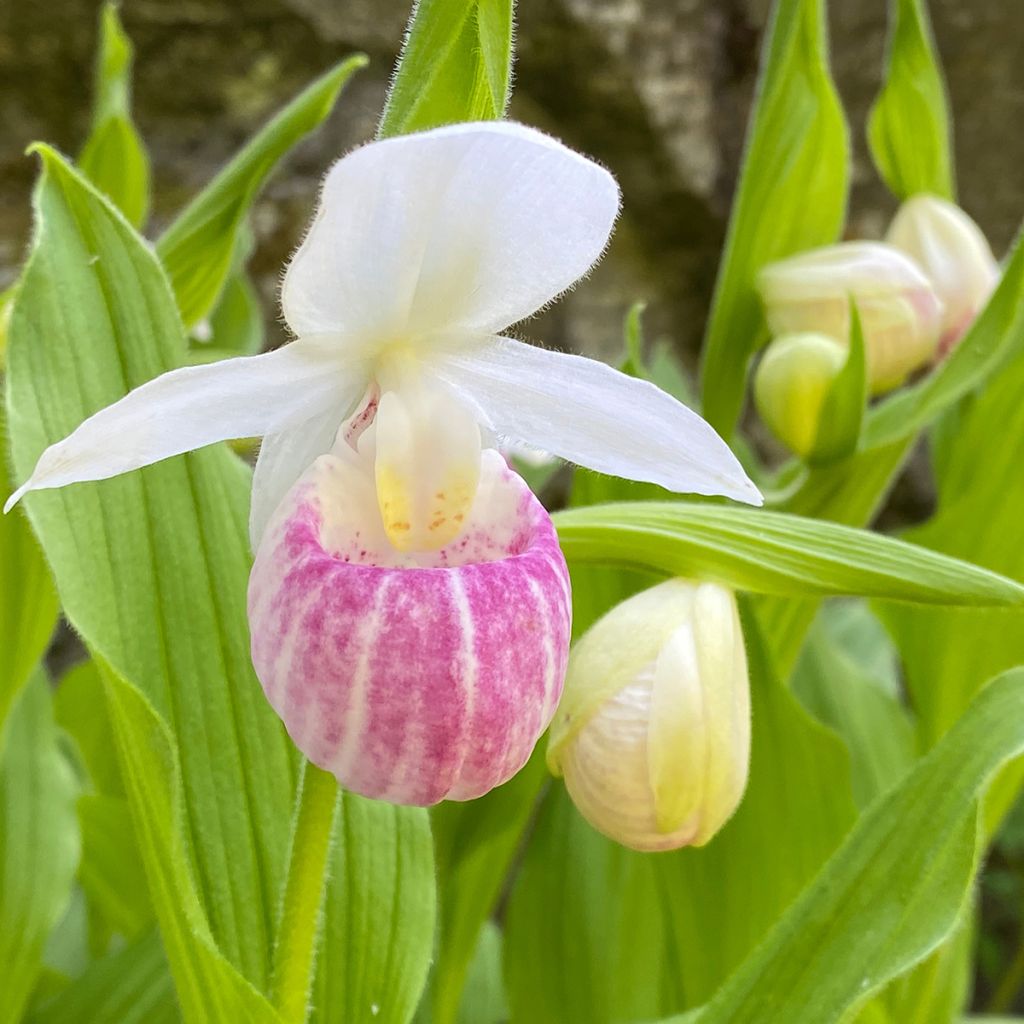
[757,241,943,393]
[547,579,750,852]
[886,194,999,357]
[753,332,846,457]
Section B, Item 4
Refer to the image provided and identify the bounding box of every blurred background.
[2,0,1021,366]
[3,0,1024,1012]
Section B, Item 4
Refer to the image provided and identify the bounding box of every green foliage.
[78,4,151,228]
[27,929,176,1024]
[554,500,1024,605]
[379,0,514,137]
[689,669,1024,1024]
[314,794,435,1024]
[809,303,868,463]
[428,749,547,1024]
[0,673,80,1024]
[0,402,57,738]
[156,55,366,328]
[6,147,433,1023]
[868,0,955,200]
[700,0,849,439]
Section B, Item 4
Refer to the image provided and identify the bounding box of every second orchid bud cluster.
[754,194,1000,458]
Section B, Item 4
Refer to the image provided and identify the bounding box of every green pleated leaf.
[77,793,152,940]
[313,794,435,1024]
[877,334,1024,834]
[429,749,547,1024]
[699,0,849,439]
[504,784,674,1024]
[78,3,151,228]
[553,501,1024,606]
[866,227,1024,449]
[99,660,282,1023]
[792,602,916,808]
[156,55,366,327]
[867,0,954,200]
[0,401,57,739]
[754,435,914,675]
[54,661,122,799]
[690,668,1024,1024]
[28,929,177,1024]
[378,0,514,138]
[7,146,293,1014]
[0,672,80,1024]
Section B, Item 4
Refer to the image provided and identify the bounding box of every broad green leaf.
[700,0,849,438]
[313,793,435,1024]
[379,0,514,137]
[0,401,57,739]
[28,928,177,1024]
[553,501,1024,606]
[792,602,916,807]
[865,227,1024,449]
[691,668,1024,1024]
[429,748,547,1024]
[54,661,122,798]
[156,55,366,326]
[78,3,151,228]
[809,303,867,463]
[99,661,282,1023]
[867,0,954,200]
[874,917,973,1024]
[77,793,152,940]
[754,436,913,675]
[878,343,1024,751]
[0,672,79,1024]
[456,922,508,1024]
[7,146,296,997]
[504,784,674,1024]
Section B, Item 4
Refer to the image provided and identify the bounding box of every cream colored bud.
[547,579,750,852]
[886,194,999,357]
[757,241,943,393]
[753,332,846,457]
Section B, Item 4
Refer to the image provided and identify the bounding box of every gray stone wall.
[2,0,1021,372]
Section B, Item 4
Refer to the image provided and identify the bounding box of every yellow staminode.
[372,362,482,553]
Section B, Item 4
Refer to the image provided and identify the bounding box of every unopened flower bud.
[886,194,999,358]
[547,579,750,852]
[753,332,846,457]
[757,241,943,393]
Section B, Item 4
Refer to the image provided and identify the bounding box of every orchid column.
[8,121,759,804]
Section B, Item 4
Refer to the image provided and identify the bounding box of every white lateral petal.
[432,337,762,505]
[250,396,361,550]
[6,339,359,513]
[282,121,620,343]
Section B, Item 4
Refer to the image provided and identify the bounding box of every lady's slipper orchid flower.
[7,121,760,806]
[886,194,999,358]
[757,241,943,394]
[548,579,750,851]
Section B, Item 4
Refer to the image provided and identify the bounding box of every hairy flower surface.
[6,122,758,533]
[7,121,760,804]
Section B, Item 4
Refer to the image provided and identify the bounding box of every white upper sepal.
[281,121,621,345]
[432,336,762,505]
[6,337,356,514]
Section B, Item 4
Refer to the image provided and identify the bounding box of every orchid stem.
[271,760,339,1023]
